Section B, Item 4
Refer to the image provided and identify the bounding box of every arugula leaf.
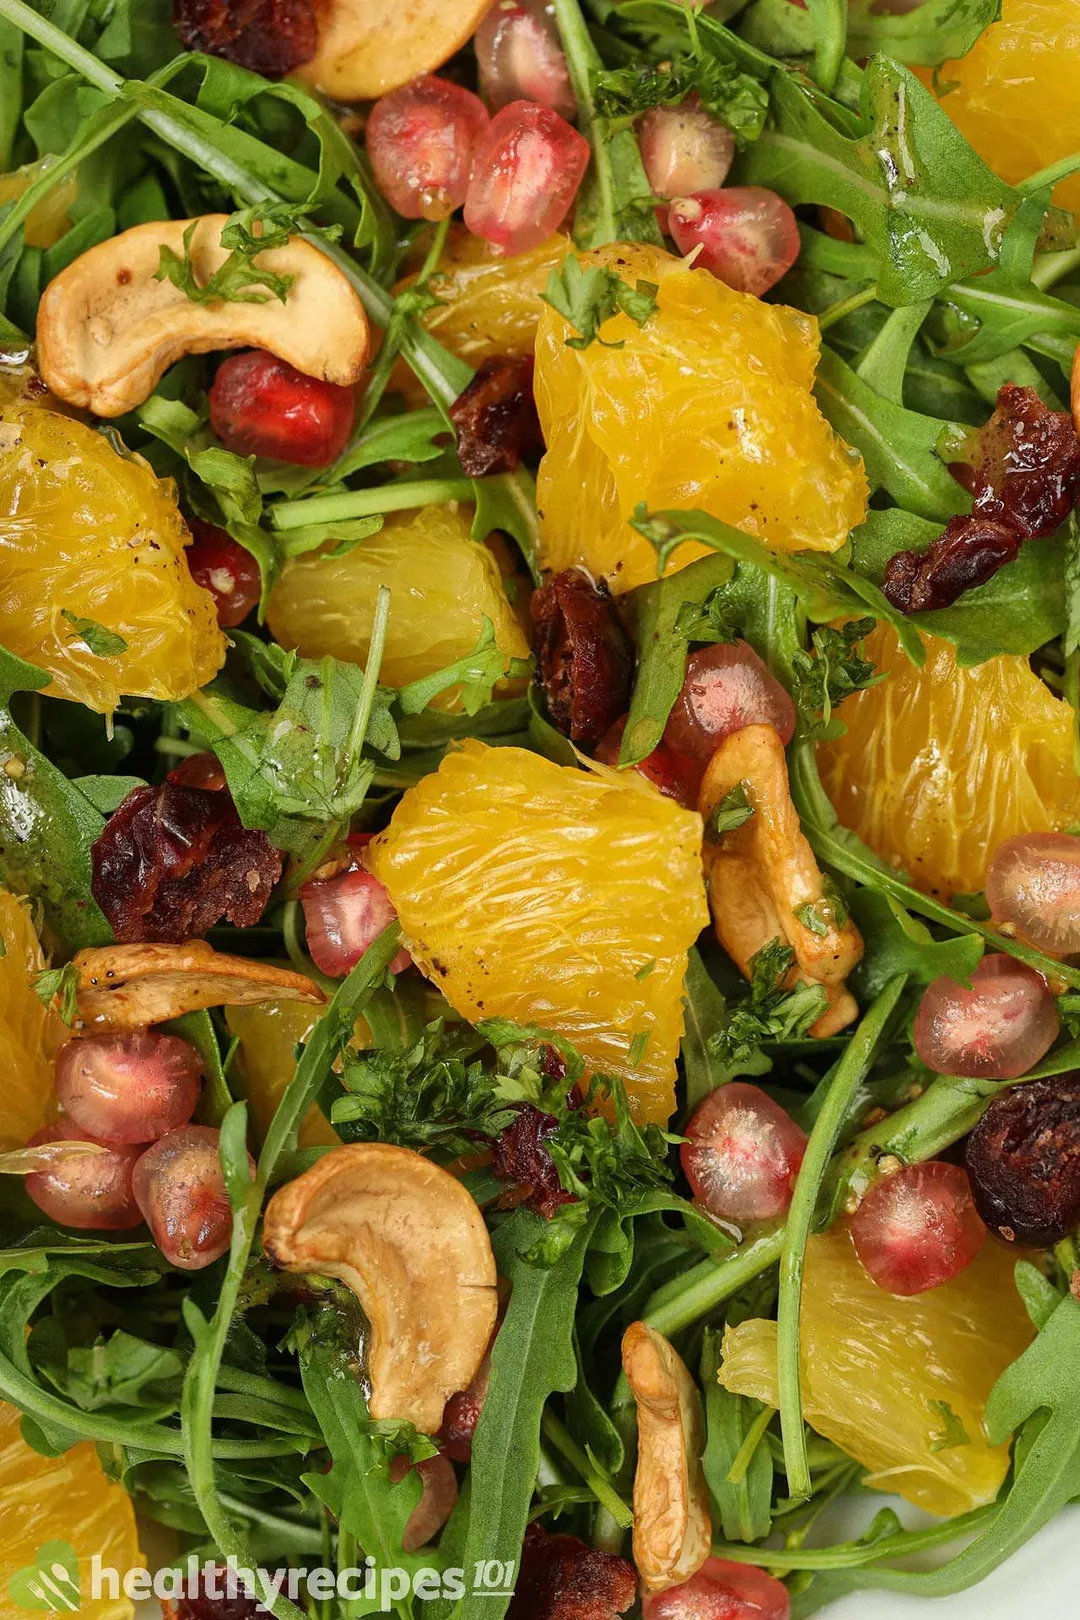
[790,618,881,740]
[1064,514,1080,659]
[928,1398,971,1453]
[681,947,771,1114]
[741,0,1001,66]
[708,782,755,837]
[849,889,983,1001]
[592,42,769,146]
[31,961,79,1025]
[701,1327,774,1542]
[541,254,658,350]
[58,610,127,658]
[396,617,533,718]
[709,940,829,1066]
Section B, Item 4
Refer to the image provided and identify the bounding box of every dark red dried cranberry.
[439,1351,492,1463]
[91,783,282,944]
[507,1524,636,1620]
[968,384,1080,538]
[170,1566,264,1620]
[882,516,1020,614]
[966,1074,1080,1246]
[531,569,633,747]
[172,0,317,75]
[449,356,542,477]
[491,1103,574,1220]
[186,519,262,629]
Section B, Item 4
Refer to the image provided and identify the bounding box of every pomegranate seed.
[639,97,735,234]
[209,350,355,467]
[594,714,702,809]
[133,1124,249,1270]
[300,856,411,978]
[185,519,262,629]
[54,1030,202,1145]
[642,1558,791,1620]
[850,1161,986,1296]
[25,1123,142,1230]
[464,100,590,255]
[166,751,227,792]
[913,953,1059,1080]
[475,0,576,120]
[668,187,800,297]
[663,641,796,763]
[986,831,1080,956]
[388,1451,459,1551]
[681,1083,807,1225]
[367,74,489,221]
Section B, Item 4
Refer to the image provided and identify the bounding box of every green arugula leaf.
[849,889,983,1001]
[741,0,1001,66]
[708,781,755,837]
[928,1398,971,1453]
[701,1327,774,1542]
[681,947,772,1114]
[31,961,79,1025]
[58,610,127,658]
[541,254,658,349]
[396,617,533,718]
[1064,514,1080,659]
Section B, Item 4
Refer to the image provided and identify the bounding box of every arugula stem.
[550,0,615,243]
[540,1409,634,1529]
[816,284,877,333]
[643,1228,786,1337]
[345,583,390,763]
[1018,150,1080,196]
[180,925,403,1620]
[714,1503,996,1570]
[777,975,907,1501]
[217,1495,325,1553]
[725,1403,775,1487]
[804,0,848,91]
[271,478,475,532]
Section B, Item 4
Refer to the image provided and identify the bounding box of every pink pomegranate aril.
[669,186,800,297]
[850,1161,986,1297]
[987,831,1080,956]
[681,1082,807,1225]
[638,97,735,233]
[185,519,262,629]
[301,860,411,978]
[368,74,489,221]
[913,953,1059,1080]
[464,100,590,254]
[54,1030,202,1145]
[388,1451,459,1551]
[26,1123,143,1231]
[642,1558,791,1620]
[166,751,228,792]
[475,0,575,120]
[594,714,702,810]
[209,350,355,467]
[663,641,796,763]
[133,1125,249,1270]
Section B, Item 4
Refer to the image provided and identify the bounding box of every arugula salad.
[1,0,1080,1616]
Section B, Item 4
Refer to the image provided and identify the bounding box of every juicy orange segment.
[718,1223,1033,1518]
[0,1398,140,1620]
[534,243,869,594]
[0,888,65,1149]
[266,504,529,706]
[0,404,225,713]
[818,625,1080,899]
[0,160,76,248]
[369,740,708,1125]
[920,0,1080,215]
[225,998,341,1149]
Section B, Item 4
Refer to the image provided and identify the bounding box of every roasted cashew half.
[263,1143,498,1433]
[622,1321,712,1593]
[72,941,323,1033]
[37,215,370,416]
[699,724,863,1037]
[295,0,493,101]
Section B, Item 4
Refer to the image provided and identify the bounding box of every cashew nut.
[36,215,370,417]
[699,724,863,1038]
[72,941,324,1033]
[622,1321,712,1594]
[295,0,493,101]
[263,1143,498,1433]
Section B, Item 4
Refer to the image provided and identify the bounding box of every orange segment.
[0,404,225,713]
[718,1223,1033,1518]
[225,998,340,1150]
[534,243,869,594]
[818,625,1080,898]
[0,888,65,1149]
[369,740,708,1125]
[0,1399,140,1620]
[919,0,1080,215]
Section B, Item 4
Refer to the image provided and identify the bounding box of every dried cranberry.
[172,0,317,76]
[172,1568,264,1620]
[966,1074,1080,1246]
[91,782,282,944]
[209,351,355,468]
[449,355,542,477]
[440,1349,491,1462]
[968,384,1080,538]
[491,1103,574,1219]
[531,569,633,747]
[185,519,262,629]
[882,515,1020,613]
[507,1524,636,1620]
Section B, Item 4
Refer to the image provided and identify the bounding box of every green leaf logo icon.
[7,1542,80,1612]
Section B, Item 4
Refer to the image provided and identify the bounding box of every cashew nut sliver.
[36,215,370,417]
[623,1321,712,1593]
[295,0,492,100]
[72,941,324,1033]
[699,724,863,1036]
[263,1143,498,1434]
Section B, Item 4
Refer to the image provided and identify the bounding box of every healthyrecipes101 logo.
[8,1551,519,1612]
